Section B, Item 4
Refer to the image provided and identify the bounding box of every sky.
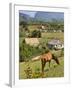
[19,10,37,18]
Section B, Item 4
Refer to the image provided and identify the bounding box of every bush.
[19,21,28,28]
[19,31,26,37]
[19,42,32,62]
[31,30,41,38]
[24,65,32,78]
[19,38,50,62]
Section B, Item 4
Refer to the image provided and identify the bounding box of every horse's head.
[52,54,60,65]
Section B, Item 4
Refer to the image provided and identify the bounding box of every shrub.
[19,21,28,28]
[24,66,32,79]
[31,30,41,38]
[19,38,50,62]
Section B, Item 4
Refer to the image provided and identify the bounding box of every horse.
[40,52,60,77]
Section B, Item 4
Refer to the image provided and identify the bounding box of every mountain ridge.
[19,11,64,23]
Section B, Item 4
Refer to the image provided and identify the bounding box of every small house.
[48,39,64,50]
[25,38,39,47]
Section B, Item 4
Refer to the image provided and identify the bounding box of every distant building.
[25,38,39,47]
[48,39,64,50]
[41,25,45,30]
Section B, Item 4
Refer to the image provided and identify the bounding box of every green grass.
[41,32,64,41]
[19,56,64,79]
[19,31,64,79]
[28,25,38,32]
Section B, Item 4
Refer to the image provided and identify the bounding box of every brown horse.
[40,52,60,77]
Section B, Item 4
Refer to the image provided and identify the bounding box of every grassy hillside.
[19,56,64,79]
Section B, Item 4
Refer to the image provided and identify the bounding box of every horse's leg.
[41,60,46,77]
[49,60,51,68]
[41,60,44,76]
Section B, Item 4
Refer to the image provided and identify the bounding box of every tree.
[19,21,27,28]
[31,30,41,38]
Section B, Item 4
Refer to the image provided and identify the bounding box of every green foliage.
[48,19,64,31]
[19,21,29,37]
[19,21,28,28]
[24,65,32,78]
[31,30,41,38]
[19,43,33,62]
[19,39,44,62]
[19,31,26,37]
